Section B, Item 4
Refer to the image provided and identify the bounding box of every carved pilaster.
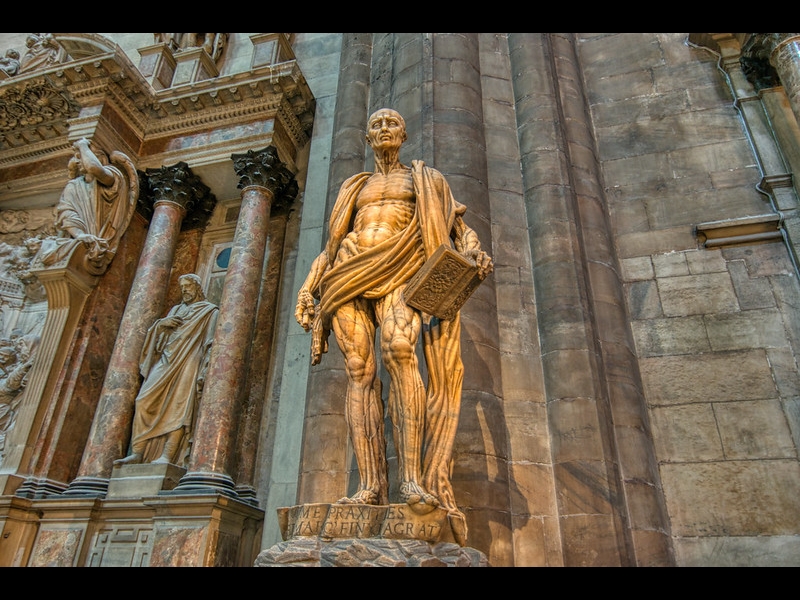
[6,247,97,497]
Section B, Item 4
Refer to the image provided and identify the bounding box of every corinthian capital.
[139,161,216,229]
[231,145,298,211]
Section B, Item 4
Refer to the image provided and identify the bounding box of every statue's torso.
[352,169,415,249]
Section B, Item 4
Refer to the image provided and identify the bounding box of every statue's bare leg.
[332,299,387,505]
[378,290,438,510]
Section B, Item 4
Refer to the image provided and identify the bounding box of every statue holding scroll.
[295,108,493,544]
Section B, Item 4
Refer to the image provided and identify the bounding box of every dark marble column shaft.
[175,146,296,496]
[66,163,213,496]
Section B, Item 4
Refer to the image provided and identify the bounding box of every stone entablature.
[0,33,315,204]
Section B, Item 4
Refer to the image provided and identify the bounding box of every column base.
[168,471,237,498]
[234,483,260,507]
[13,477,68,499]
[60,476,110,498]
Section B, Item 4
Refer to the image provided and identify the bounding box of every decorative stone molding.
[695,213,783,248]
[0,34,315,168]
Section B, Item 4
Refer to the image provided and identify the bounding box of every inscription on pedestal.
[279,503,329,538]
[322,504,386,538]
[278,503,449,544]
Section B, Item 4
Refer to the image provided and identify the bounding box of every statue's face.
[0,349,14,364]
[24,238,40,254]
[179,279,201,304]
[367,109,406,152]
[68,155,82,179]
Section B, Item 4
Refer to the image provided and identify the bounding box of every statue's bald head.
[368,108,405,131]
[366,108,407,150]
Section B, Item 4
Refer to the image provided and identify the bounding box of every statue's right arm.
[74,138,116,188]
[295,250,329,331]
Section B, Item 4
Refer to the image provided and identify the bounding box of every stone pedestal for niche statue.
[254,503,488,567]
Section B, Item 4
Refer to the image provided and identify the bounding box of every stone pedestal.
[137,43,176,91]
[107,463,184,499]
[172,47,218,86]
[255,537,489,567]
[4,491,263,567]
[256,502,489,567]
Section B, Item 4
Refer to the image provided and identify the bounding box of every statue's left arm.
[452,216,493,279]
[417,162,493,279]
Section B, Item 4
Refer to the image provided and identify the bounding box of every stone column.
[769,34,800,127]
[173,146,297,497]
[293,32,372,509]
[508,33,673,566]
[64,163,214,496]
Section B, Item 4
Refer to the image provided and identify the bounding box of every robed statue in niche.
[116,274,218,467]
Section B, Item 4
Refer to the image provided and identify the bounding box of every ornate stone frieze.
[0,34,315,169]
[0,77,80,148]
[0,78,78,131]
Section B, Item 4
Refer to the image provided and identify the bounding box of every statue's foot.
[400,481,439,514]
[336,489,379,505]
[114,453,142,466]
[151,456,171,465]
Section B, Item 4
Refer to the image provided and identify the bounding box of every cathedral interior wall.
[0,32,798,567]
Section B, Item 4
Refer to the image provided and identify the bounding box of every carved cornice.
[142,61,312,146]
[0,36,315,169]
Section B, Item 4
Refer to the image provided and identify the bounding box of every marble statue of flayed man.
[295,108,493,544]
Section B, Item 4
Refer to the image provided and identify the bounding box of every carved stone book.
[403,244,482,320]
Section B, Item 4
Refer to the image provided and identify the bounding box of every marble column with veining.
[173,145,297,497]
[64,163,215,496]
